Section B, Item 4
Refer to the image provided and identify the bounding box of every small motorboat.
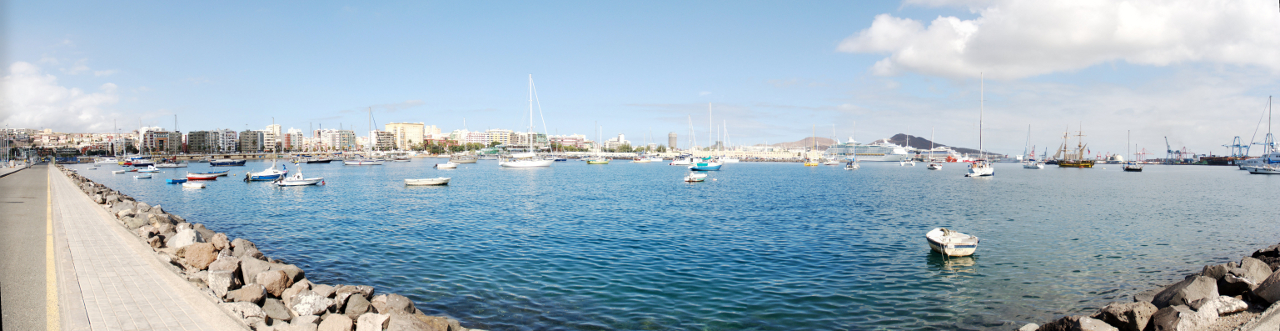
[900,160,917,167]
[155,162,188,168]
[1123,162,1143,172]
[435,162,458,169]
[927,163,943,170]
[249,162,288,181]
[925,228,980,257]
[845,161,861,170]
[112,170,127,174]
[683,173,707,182]
[689,160,722,171]
[275,167,323,186]
[405,177,450,186]
[187,170,231,177]
[823,159,840,166]
[1248,165,1280,174]
[134,174,153,179]
[136,165,161,173]
[166,178,188,184]
[586,157,610,164]
[182,182,206,189]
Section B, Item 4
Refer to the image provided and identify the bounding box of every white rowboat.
[404,177,450,186]
[925,228,980,257]
[435,162,458,169]
[182,182,206,189]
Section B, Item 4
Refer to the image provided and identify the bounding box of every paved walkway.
[0,163,29,178]
[49,164,247,330]
[0,164,51,331]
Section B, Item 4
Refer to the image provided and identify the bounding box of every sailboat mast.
[529,74,533,149]
[930,127,935,161]
[708,103,713,152]
[979,73,984,158]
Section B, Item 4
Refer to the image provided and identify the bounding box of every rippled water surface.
[72,160,1280,330]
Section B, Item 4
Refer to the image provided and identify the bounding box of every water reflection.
[927,253,978,274]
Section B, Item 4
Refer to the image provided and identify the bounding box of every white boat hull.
[1248,165,1280,174]
[277,178,323,186]
[966,162,995,177]
[926,163,942,170]
[1022,162,1044,169]
[925,228,980,257]
[405,177,450,186]
[344,160,385,165]
[669,160,692,165]
[182,182,206,189]
[435,163,458,169]
[500,159,553,168]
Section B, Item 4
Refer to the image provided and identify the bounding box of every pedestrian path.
[50,164,247,331]
[0,163,29,178]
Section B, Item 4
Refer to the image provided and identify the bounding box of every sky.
[4,0,1280,157]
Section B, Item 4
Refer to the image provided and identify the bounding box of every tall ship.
[1054,126,1095,168]
[823,139,911,162]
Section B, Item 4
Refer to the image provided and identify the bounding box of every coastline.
[56,164,483,331]
[1021,242,1280,331]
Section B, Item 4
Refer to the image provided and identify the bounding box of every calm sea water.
[71,160,1280,330]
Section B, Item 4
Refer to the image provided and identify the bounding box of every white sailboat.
[1123,130,1143,172]
[927,128,942,170]
[1022,125,1044,169]
[500,74,554,168]
[900,127,916,166]
[346,107,386,166]
[966,74,995,177]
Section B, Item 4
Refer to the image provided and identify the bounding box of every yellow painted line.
[46,170,61,330]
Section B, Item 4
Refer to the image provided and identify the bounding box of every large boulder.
[1221,257,1276,296]
[192,224,215,243]
[241,257,273,285]
[1152,275,1218,308]
[135,225,158,239]
[1149,305,1217,331]
[1189,295,1248,316]
[317,314,354,331]
[257,270,293,298]
[1037,316,1117,331]
[136,201,152,213]
[178,243,218,270]
[232,238,266,260]
[262,298,292,322]
[166,229,204,250]
[291,290,334,316]
[210,233,230,252]
[1251,243,1280,271]
[221,302,266,323]
[356,313,390,331]
[207,270,241,299]
[385,314,433,331]
[292,315,322,331]
[1251,269,1280,303]
[344,293,371,319]
[123,216,150,230]
[378,294,416,315]
[1090,301,1156,331]
[227,284,266,305]
[313,284,336,298]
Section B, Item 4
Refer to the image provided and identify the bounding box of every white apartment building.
[385,122,424,150]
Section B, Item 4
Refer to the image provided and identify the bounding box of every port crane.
[1224,136,1250,158]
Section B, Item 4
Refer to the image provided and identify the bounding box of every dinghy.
[166,178,188,184]
[925,228,980,257]
[187,172,220,180]
[435,162,458,169]
[404,177,450,186]
[182,182,206,189]
[112,170,127,174]
[683,173,707,182]
[134,174,153,179]
[275,167,323,186]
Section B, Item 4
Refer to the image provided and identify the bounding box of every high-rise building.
[373,131,396,151]
[187,131,215,153]
[384,122,424,150]
[485,129,513,146]
[239,130,263,152]
[668,132,677,149]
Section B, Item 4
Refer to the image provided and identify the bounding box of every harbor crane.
[1224,136,1250,158]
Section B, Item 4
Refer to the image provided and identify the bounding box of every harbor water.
[70,160,1280,330]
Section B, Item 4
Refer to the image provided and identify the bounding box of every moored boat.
[155,162,188,168]
[248,162,288,181]
[112,170,127,174]
[499,152,553,168]
[689,158,722,171]
[435,162,458,169]
[275,168,323,186]
[166,178,188,184]
[187,172,220,180]
[210,159,247,167]
[182,182,206,189]
[404,177,450,186]
[683,173,707,182]
[134,174,152,179]
[136,165,161,173]
[925,228,980,257]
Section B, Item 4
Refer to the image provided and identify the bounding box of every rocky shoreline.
[58,165,482,331]
[1021,242,1280,331]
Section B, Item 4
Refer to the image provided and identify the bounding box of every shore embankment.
[1021,243,1280,331]
[56,164,483,331]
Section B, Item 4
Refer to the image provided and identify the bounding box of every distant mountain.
[772,137,837,149]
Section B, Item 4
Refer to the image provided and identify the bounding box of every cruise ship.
[823,139,911,162]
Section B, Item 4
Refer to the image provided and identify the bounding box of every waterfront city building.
[669,132,677,149]
[239,130,264,152]
[385,122,425,150]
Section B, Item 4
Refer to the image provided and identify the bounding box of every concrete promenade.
[2,164,247,330]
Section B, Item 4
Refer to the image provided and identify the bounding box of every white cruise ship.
[823,139,911,162]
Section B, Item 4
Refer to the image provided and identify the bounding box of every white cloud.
[1,62,120,132]
[93,70,119,77]
[839,0,1280,79]
[62,59,91,75]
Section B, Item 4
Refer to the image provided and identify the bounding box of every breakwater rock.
[1021,243,1280,331]
[59,166,485,331]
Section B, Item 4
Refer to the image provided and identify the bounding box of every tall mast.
[1024,124,1030,159]
[979,72,984,158]
[528,74,534,149]
[1127,130,1131,162]
[708,103,713,151]
[930,127,935,161]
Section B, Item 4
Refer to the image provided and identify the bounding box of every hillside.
[771,137,837,149]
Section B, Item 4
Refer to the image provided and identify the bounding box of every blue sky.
[6,1,1280,156]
